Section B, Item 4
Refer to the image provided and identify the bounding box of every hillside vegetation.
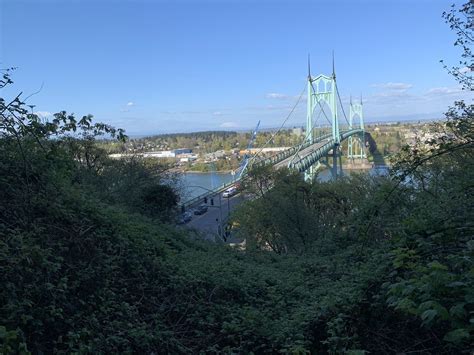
[1,3,473,353]
[1,72,473,354]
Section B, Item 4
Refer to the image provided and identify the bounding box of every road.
[185,192,244,241]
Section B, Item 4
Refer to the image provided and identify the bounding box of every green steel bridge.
[183,59,366,209]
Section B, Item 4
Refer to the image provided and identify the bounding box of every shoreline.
[178,170,234,175]
[174,164,390,175]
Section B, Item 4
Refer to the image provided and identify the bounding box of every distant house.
[204,150,226,162]
[173,148,192,155]
[110,148,193,160]
[143,150,175,158]
[179,154,198,162]
[141,148,192,158]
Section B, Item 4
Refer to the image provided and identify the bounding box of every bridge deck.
[273,139,330,169]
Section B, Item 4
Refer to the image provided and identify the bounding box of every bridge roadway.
[273,138,330,170]
[271,129,364,173]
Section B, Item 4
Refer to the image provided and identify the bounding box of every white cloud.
[265,93,289,100]
[121,101,136,112]
[363,84,471,121]
[459,66,472,74]
[425,87,462,96]
[265,93,308,105]
[371,82,413,91]
[213,111,223,116]
[220,121,238,128]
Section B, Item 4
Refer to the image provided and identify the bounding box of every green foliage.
[1,3,472,353]
[232,82,473,352]
[381,100,474,349]
[0,326,30,355]
[366,127,405,159]
[235,167,405,254]
[105,128,304,158]
[441,1,473,90]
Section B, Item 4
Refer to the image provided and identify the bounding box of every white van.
[222,186,237,198]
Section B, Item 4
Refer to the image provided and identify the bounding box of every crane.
[233,120,260,181]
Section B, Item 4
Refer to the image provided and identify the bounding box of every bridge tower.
[348,96,366,161]
[306,59,340,181]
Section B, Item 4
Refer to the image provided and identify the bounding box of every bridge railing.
[290,139,334,172]
[340,129,364,141]
[250,133,333,168]
[288,129,364,172]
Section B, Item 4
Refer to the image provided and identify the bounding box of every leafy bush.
[1,2,472,353]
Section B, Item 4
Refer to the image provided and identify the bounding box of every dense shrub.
[1,2,472,352]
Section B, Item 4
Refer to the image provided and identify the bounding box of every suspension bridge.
[183,58,367,211]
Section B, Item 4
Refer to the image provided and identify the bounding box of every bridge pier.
[330,144,343,179]
[306,146,342,181]
[304,164,314,182]
[332,143,338,179]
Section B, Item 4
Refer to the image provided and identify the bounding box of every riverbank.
[182,169,234,174]
[341,163,373,170]
[168,166,235,174]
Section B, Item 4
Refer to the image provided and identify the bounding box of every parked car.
[177,211,192,224]
[194,204,208,215]
[222,186,237,198]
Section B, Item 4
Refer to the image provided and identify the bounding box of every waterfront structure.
[183,60,366,206]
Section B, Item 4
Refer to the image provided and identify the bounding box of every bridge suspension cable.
[335,81,350,126]
[248,83,306,165]
[288,100,326,165]
[316,97,333,126]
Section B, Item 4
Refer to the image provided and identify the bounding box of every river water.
[179,172,236,201]
[179,166,389,201]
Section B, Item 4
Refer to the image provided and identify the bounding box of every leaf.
[447,281,466,287]
[421,309,438,325]
[443,328,469,344]
[449,303,466,318]
[428,261,448,271]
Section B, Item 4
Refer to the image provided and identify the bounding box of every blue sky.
[1,0,471,135]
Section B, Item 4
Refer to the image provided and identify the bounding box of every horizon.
[1,0,471,135]
[128,115,441,139]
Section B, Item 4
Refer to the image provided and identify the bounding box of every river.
[179,166,389,201]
